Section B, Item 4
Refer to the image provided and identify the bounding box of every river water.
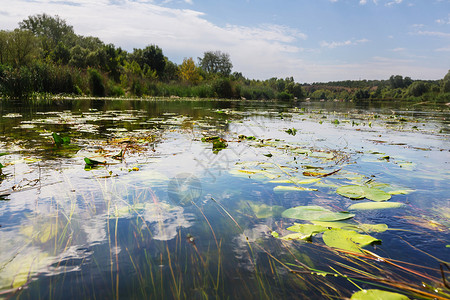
[0,98,448,299]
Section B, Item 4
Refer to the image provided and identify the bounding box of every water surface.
[0,99,449,299]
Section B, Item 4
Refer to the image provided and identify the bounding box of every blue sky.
[0,0,449,82]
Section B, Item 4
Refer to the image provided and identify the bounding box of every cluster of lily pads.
[226,133,417,256]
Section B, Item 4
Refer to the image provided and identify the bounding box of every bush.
[277,91,293,100]
[109,84,125,97]
[88,68,105,97]
[213,78,233,98]
[407,81,428,97]
[0,66,33,98]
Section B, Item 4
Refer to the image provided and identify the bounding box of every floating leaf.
[273,186,318,192]
[285,128,297,136]
[357,223,389,233]
[323,229,381,253]
[349,202,405,210]
[311,221,388,233]
[282,205,355,221]
[388,189,415,195]
[337,185,391,201]
[311,221,357,230]
[52,132,70,146]
[351,289,409,300]
[280,232,312,241]
[271,231,279,238]
[303,171,328,177]
[84,157,106,166]
[286,224,328,236]
[270,178,321,185]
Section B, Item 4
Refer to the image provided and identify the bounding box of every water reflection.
[0,99,448,299]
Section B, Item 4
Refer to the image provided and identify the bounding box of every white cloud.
[436,14,450,25]
[436,46,450,52]
[320,38,369,49]
[392,47,406,51]
[416,30,450,37]
[386,0,402,6]
[0,0,446,82]
[0,0,309,80]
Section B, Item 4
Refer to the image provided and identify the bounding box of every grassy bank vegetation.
[1,14,449,102]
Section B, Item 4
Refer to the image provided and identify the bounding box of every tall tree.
[198,51,233,76]
[131,45,166,77]
[179,57,202,84]
[6,29,40,67]
[19,14,75,57]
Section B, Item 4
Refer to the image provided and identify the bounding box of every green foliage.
[351,289,409,300]
[281,205,355,221]
[336,185,391,201]
[199,51,233,76]
[322,229,380,254]
[442,70,450,93]
[19,13,75,56]
[52,132,70,146]
[1,13,448,101]
[277,91,293,100]
[407,81,428,97]
[212,78,233,98]
[88,68,105,97]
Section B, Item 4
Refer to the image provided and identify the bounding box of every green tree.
[0,31,9,64]
[6,29,40,67]
[198,51,233,76]
[389,75,406,89]
[131,45,166,77]
[50,41,71,64]
[407,81,428,97]
[442,70,450,93]
[88,68,105,97]
[19,14,75,57]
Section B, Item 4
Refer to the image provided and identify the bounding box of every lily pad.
[282,205,355,221]
[273,186,318,192]
[311,221,388,233]
[337,185,391,201]
[349,202,405,210]
[351,289,409,300]
[286,224,328,236]
[323,229,381,253]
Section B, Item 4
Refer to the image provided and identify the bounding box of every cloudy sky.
[0,0,449,82]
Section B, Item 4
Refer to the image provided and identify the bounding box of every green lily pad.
[282,205,355,221]
[322,229,381,254]
[351,289,409,300]
[280,232,313,241]
[286,224,328,236]
[52,132,71,146]
[84,157,106,166]
[337,185,391,201]
[349,202,406,210]
[311,221,388,233]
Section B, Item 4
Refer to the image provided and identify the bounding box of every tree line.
[0,14,449,102]
[303,74,450,102]
[0,14,304,100]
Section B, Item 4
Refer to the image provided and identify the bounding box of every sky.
[0,0,449,83]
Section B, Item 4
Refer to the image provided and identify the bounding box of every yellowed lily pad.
[351,289,409,300]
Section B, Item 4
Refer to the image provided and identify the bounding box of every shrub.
[213,78,233,98]
[277,91,293,100]
[88,68,105,97]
